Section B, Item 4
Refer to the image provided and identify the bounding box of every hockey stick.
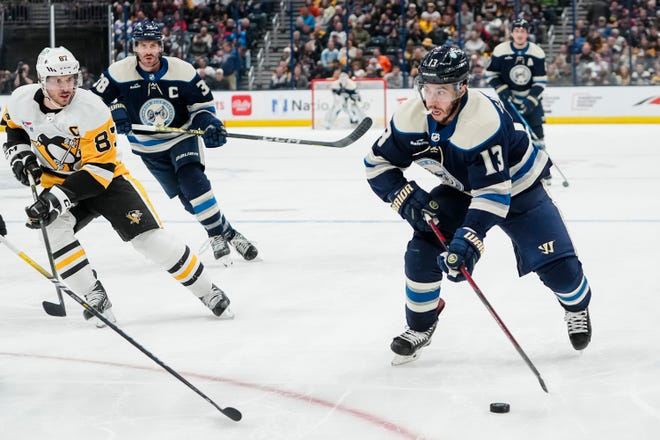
[131,116,373,148]
[506,102,570,187]
[28,174,66,317]
[423,212,549,393]
[0,234,243,422]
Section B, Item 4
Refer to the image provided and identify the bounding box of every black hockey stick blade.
[218,406,242,421]
[228,116,374,147]
[42,300,66,317]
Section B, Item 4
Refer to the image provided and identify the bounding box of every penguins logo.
[126,210,143,224]
[36,134,79,171]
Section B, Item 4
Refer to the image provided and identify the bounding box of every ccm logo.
[231,95,252,116]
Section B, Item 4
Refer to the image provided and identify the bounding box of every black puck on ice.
[489,402,510,413]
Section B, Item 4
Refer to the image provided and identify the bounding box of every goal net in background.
[311,78,387,130]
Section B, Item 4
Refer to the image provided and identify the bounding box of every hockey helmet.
[133,20,163,42]
[36,46,82,104]
[417,46,470,85]
[36,46,80,81]
[511,18,530,31]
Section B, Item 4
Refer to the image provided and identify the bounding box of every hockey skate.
[210,234,232,267]
[565,308,591,350]
[83,280,116,328]
[200,284,235,319]
[391,298,445,366]
[226,229,258,261]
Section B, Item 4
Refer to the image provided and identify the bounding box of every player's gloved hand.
[202,120,227,148]
[4,143,42,186]
[389,181,442,232]
[0,214,6,236]
[437,227,485,282]
[191,113,227,148]
[110,103,132,134]
[518,96,538,115]
[25,185,73,229]
[497,87,512,103]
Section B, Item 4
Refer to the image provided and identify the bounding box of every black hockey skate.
[226,229,258,261]
[565,308,591,350]
[200,284,235,319]
[391,298,445,366]
[83,280,116,328]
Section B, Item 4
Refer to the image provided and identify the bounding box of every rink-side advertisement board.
[0,86,657,128]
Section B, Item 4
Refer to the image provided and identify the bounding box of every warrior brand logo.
[538,240,555,254]
[231,95,252,116]
[126,210,143,224]
[140,98,175,126]
[390,183,414,212]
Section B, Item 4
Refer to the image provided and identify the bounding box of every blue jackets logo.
[140,98,175,126]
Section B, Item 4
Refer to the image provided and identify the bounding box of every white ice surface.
[1,124,659,439]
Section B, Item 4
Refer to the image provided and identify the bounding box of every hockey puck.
[489,403,510,413]
[562,181,569,187]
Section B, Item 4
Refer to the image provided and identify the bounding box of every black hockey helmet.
[511,18,530,31]
[133,20,163,42]
[418,46,470,85]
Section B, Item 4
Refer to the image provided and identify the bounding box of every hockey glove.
[0,214,6,236]
[4,143,42,186]
[25,185,73,228]
[191,113,227,148]
[518,96,538,116]
[496,87,512,104]
[437,227,485,282]
[389,181,442,232]
[110,103,132,134]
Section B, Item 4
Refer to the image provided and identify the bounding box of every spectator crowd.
[0,0,658,93]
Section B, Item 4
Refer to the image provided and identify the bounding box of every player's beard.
[137,51,161,72]
[428,100,460,125]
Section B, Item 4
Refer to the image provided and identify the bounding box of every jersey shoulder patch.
[492,42,513,57]
[70,89,113,134]
[392,95,428,134]
[451,90,501,150]
[107,57,141,83]
[162,56,197,82]
[526,42,546,59]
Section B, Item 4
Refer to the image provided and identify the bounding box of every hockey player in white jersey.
[324,72,367,129]
[91,20,257,265]
[2,46,234,326]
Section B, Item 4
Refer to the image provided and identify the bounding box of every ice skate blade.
[216,255,233,268]
[391,351,423,366]
[217,306,235,320]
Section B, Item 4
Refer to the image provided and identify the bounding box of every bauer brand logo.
[231,95,252,116]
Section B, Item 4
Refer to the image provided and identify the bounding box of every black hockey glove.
[389,181,442,232]
[518,96,538,116]
[437,227,485,282]
[3,143,42,186]
[110,103,132,134]
[0,214,6,236]
[191,113,227,148]
[25,185,73,229]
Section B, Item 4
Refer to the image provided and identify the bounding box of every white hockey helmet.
[36,46,82,88]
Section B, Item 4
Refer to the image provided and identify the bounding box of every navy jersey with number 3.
[91,56,216,154]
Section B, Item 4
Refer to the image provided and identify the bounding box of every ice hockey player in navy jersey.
[2,46,234,326]
[486,19,547,149]
[364,46,592,365]
[91,20,257,266]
